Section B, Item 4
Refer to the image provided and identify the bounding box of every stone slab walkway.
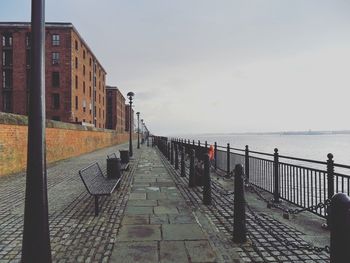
[110,147,217,263]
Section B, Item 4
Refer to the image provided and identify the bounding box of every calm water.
[177,134,350,165]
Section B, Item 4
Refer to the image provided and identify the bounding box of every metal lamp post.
[22,0,52,262]
[141,119,144,144]
[136,112,140,149]
[127,92,134,157]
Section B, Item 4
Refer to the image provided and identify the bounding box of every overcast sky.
[2,0,350,135]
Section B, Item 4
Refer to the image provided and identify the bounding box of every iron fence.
[167,137,350,218]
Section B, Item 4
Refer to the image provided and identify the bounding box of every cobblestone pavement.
[157,148,330,263]
[0,143,137,263]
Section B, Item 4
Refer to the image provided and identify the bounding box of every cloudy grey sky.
[2,0,350,135]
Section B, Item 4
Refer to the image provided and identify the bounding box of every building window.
[52,72,60,87]
[75,40,78,50]
[83,99,86,112]
[2,33,12,47]
[2,70,12,89]
[2,92,12,112]
[52,34,60,46]
[89,71,91,81]
[75,117,78,122]
[75,96,78,110]
[99,94,101,103]
[75,75,78,89]
[83,65,85,75]
[52,93,60,109]
[83,50,86,59]
[83,81,86,93]
[89,86,92,98]
[52,116,60,121]
[89,58,92,66]
[52,52,59,65]
[89,103,92,115]
[94,90,96,102]
[75,57,78,69]
[26,33,31,47]
[2,50,13,67]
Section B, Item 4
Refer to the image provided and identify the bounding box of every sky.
[1,0,350,135]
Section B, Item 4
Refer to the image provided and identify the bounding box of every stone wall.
[0,112,132,176]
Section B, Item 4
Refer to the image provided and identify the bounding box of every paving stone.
[124,206,153,215]
[185,241,216,262]
[154,206,179,214]
[129,193,147,200]
[150,215,169,224]
[162,224,206,240]
[160,241,189,263]
[110,241,158,263]
[147,192,168,200]
[122,215,149,225]
[127,200,157,207]
[117,225,161,241]
[168,214,196,224]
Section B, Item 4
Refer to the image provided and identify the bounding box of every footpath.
[0,142,330,262]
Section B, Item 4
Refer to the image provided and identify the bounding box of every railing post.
[189,149,196,188]
[233,164,247,243]
[226,143,230,177]
[273,148,280,203]
[214,142,217,170]
[198,140,200,146]
[330,193,350,263]
[327,153,335,199]
[205,141,208,149]
[181,146,185,177]
[171,142,174,165]
[203,154,212,205]
[167,142,171,160]
[245,145,249,184]
[175,144,179,170]
[192,140,195,145]
[327,153,335,226]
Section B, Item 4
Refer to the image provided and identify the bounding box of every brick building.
[0,22,107,128]
[106,86,126,133]
[125,105,134,132]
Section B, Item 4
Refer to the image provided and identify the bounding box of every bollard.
[203,154,212,205]
[189,149,196,188]
[233,164,247,243]
[273,148,280,203]
[181,146,185,177]
[227,143,230,177]
[245,145,249,184]
[330,193,350,263]
[175,144,179,170]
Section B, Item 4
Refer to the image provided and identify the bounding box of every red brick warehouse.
[0,22,107,128]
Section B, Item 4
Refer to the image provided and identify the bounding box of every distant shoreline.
[176,130,350,136]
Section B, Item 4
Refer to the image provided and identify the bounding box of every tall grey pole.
[137,112,140,149]
[22,0,52,262]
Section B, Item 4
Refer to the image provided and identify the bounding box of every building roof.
[0,22,106,73]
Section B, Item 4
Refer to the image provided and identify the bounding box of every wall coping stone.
[0,112,122,133]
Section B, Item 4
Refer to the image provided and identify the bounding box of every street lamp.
[127,92,134,157]
[136,112,140,149]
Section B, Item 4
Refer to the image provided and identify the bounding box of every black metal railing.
[159,137,350,219]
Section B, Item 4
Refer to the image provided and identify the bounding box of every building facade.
[0,22,107,128]
[125,104,134,132]
[106,86,126,133]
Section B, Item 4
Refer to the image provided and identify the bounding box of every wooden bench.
[79,162,121,216]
